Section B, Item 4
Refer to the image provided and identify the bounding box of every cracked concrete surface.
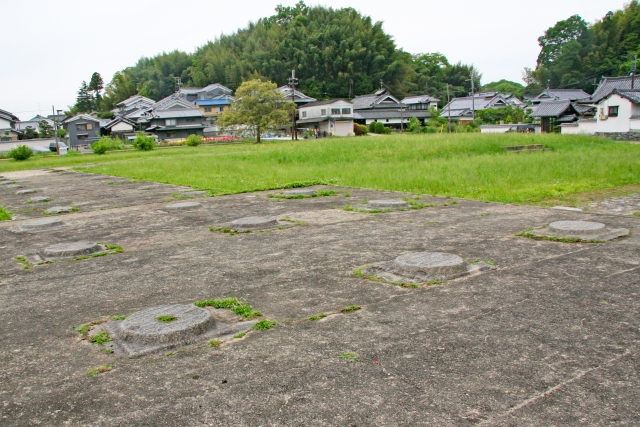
[0,169,638,426]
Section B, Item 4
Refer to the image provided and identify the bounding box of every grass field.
[1,134,638,205]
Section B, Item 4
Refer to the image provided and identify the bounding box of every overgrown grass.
[1,134,639,205]
[516,230,605,243]
[251,320,277,330]
[90,331,112,345]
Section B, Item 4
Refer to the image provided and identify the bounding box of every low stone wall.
[594,131,640,141]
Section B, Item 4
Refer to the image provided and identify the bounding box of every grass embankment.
[0,134,638,205]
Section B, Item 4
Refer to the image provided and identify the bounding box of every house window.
[342,108,351,114]
[302,111,307,118]
[219,106,224,112]
[167,131,177,138]
[321,109,327,116]
[165,119,176,126]
[331,108,340,115]
[608,106,619,117]
[77,135,88,140]
[186,118,195,123]
[204,107,212,112]
[76,123,92,131]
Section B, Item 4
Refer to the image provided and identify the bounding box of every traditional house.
[352,89,412,129]
[16,115,53,133]
[142,95,207,140]
[276,86,317,106]
[562,89,640,138]
[401,95,440,111]
[578,76,636,105]
[441,92,524,125]
[297,100,354,137]
[62,114,101,146]
[103,117,139,139]
[531,89,590,104]
[0,109,21,141]
[529,100,582,133]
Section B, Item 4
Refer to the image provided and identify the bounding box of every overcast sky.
[2,0,627,119]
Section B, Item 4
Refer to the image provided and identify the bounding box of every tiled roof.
[300,99,351,107]
[556,114,577,123]
[152,109,204,119]
[116,95,155,108]
[104,117,137,130]
[276,86,317,103]
[535,89,590,102]
[0,108,19,122]
[587,76,634,103]
[62,114,100,124]
[153,94,196,111]
[613,89,640,104]
[529,100,572,118]
[402,95,440,104]
[572,103,595,114]
[352,90,402,110]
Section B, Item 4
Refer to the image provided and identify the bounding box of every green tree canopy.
[217,79,295,143]
[482,80,525,99]
[526,1,640,94]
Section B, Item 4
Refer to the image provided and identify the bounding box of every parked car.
[49,141,68,152]
[506,124,536,133]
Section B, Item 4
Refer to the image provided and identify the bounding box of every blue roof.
[196,99,230,106]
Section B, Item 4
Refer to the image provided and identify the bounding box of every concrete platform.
[0,168,638,426]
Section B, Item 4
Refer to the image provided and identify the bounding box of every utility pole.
[446,84,451,133]
[52,106,58,148]
[288,69,299,140]
[632,54,637,89]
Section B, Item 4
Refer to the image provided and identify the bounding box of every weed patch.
[75,315,128,334]
[341,305,361,313]
[208,339,223,348]
[209,226,251,236]
[251,320,277,330]
[516,230,604,243]
[339,352,358,361]
[233,331,247,339]
[401,198,437,209]
[87,364,113,376]
[156,315,177,322]
[15,256,32,270]
[194,297,262,319]
[90,331,112,345]
[309,313,327,321]
[0,205,12,221]
[268,189,337,200]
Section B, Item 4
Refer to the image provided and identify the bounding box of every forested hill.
[100,2,480,110]
[525,0,640,93]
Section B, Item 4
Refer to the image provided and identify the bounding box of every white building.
[297,100,354,137]
[561,89,640,136]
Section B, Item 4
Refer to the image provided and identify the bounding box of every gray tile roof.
[614,89,640,104]
[529,100,572,118]
[0,108,19,122]
[153,94,197,111]
[586,76,635,103]
[402,95,440,104]
[352,90,402,110]
[276,86,317,103]
[572,103,595,114]
[152,109,204,119]
[535,89,590,102]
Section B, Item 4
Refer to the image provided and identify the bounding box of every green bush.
[353,123,368,136]
[56,128,67,138]
[8,145,33,161]
[132,133,156,151]
[91,138,111,155]
[406,117,422,133]
[186,134,203,146]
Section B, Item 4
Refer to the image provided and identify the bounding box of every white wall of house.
[111,122,134,132]
[630,119,640,130]
[365,118,409,126]
[596,94,635,133]
[334,120,353,136]
[299,100,353,120]
[480,125,510,134]
[0,117,12,129]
